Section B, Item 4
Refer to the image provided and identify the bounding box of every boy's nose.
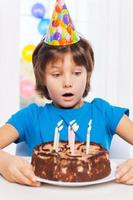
[63,75,72,88]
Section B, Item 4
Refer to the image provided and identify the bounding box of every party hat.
[44,0,80,46]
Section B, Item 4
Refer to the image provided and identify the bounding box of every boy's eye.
[52,73,61,77]
[73,71,82,75]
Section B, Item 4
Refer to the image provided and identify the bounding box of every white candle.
[53,127,59,151]
[86,120,92,154]
[53,120,63,152]
[68,120,79,155]
[69,128,75,155]
[68,125,71,147]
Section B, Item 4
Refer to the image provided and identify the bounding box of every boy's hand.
[116,159,133,185]
[0,151,41,186]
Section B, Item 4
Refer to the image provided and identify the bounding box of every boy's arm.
[0,123,19,148]
[115,114,133,185]
[0,124,40,186]
[116,114,133,145]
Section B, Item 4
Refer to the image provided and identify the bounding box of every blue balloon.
[63,14,70,25]
[53,32,61,40]
[32,3,46,19]
[38,18,50,35]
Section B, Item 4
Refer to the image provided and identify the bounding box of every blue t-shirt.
[7,98,129,155]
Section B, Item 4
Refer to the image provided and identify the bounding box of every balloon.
[22,44,35,63]
[53,32,61,40]
[63,4,67,9]
[55,4,62,13]
[38,18,50,35]
[52,19,60,27]
[20,79,35,99]
[31,3,46,19]
[63,14,69,25]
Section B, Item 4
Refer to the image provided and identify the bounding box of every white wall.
[0,0,133,156]
[0,0,20,153]
[0,0,20,125]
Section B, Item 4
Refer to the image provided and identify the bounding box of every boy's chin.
[54,100,83,109]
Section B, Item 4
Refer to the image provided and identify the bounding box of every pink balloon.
[20,79,35,99]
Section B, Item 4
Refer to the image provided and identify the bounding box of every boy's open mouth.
[62,93,74,97]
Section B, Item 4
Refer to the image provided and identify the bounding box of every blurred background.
[0,0,133,157]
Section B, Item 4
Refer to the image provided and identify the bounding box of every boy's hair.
[32,37,95,100]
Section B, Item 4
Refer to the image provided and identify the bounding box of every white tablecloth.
[0,159,132,200]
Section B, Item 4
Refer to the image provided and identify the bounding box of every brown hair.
[32,37,94,100]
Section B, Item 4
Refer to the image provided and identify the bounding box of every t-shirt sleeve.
[94,98,129,134]
[7,103,37,143]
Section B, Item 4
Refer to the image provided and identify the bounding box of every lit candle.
[86,120,92,154]
[68,120,79,155]
[53,120,63,152]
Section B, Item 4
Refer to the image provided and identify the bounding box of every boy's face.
[44,52,88,108]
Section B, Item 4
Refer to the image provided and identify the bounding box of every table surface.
[0,158,132,200]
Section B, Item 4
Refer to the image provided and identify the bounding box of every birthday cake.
[31,141,111,182]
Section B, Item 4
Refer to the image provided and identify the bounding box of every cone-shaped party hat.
[44,0,80,46]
